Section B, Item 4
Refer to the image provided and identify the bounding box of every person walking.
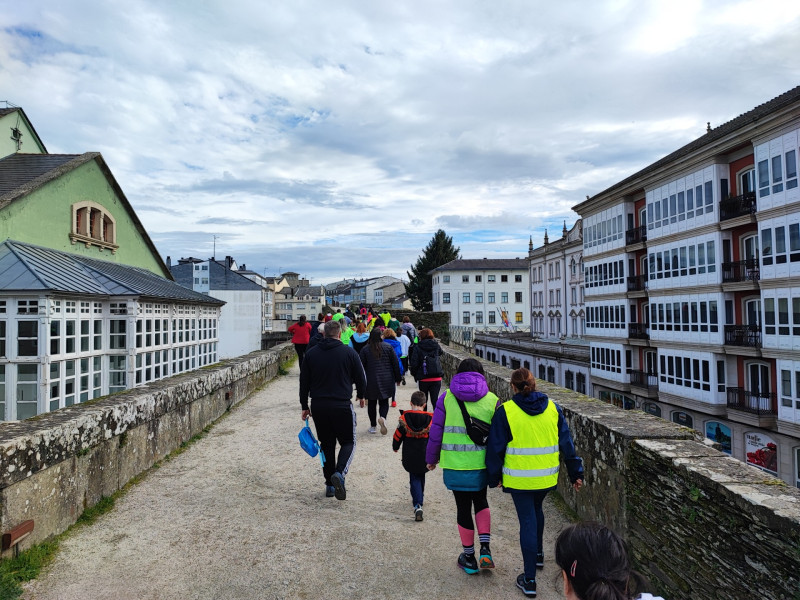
[382,328,404,407]
[400,316,417,342]
[349,322,370,354]
[359,328,401,435]
[288,315,312,367]
[555,522,664,600]
[299,320,367,501]
[426,358,498,575]
[485,367,584,597]
[409,328,444,410]
[396,326,411,386]
[392,391,433,522]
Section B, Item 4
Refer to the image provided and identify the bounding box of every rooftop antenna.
[212,235,219,260]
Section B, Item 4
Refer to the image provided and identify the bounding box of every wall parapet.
[439,344,800,600]
[0,343,295,555]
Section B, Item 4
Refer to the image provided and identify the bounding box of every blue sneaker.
[331,472,346,500]
[325,485,335,497]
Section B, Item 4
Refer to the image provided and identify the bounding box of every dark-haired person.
[426,358,498,575]
[300,320,367,501]
[486,367,584,597]
[288,315,312,366]
[359,328,401,435]
[409,328,444,410]
[555,522,664,600]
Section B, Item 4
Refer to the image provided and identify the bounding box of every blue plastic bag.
[298,419,325,467]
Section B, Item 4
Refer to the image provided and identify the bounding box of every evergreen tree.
[405,229,460,311]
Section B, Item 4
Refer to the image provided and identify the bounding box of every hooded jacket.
[485,391,583,491]
[359,342,402,401]
[400,322,417,341]
[426,371,496,491]
[299,337,366,410]
[384,338,404,374]
[392,409,433,473]
[349,332,370,354]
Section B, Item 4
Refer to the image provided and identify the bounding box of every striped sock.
[478,534,491,545]
[462,545,475,556]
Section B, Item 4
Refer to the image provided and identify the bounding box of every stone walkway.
[23,362,572,600]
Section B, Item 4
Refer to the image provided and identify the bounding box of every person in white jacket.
[554,522,665,600]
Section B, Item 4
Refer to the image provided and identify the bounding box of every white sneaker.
[378,416,387,435]
[368,426,377,434]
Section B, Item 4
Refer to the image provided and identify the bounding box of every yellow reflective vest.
[440,389,498,470]
[502,399,560,490]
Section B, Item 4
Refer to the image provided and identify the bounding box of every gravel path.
[23,362,571,600]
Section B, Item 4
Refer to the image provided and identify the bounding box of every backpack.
[421,348,442,378]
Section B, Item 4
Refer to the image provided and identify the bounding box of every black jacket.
[392,410,433,473]
[359,342,401,401]
[408,339,443,380]
[299,338,366,410]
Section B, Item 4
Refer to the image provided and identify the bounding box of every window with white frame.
[476,292,483,303]
[443,293,450,304]
[462,311,470,324]
[463,293,470,303]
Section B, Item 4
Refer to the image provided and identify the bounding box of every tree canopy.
[405,229,460,311]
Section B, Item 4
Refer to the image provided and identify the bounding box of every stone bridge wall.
[0,343,295,556]
[439,344,800,600]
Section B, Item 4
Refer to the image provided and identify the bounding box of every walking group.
[295,312,664,600]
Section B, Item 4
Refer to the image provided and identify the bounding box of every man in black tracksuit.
[300,320,366,500]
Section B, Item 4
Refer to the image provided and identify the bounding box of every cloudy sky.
[2,1,799,285]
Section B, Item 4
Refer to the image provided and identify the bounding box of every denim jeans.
[409,471,426,507]
[511,489,549,579]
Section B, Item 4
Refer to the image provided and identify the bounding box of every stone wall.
[439,344,800,600]
[0,344,295,555]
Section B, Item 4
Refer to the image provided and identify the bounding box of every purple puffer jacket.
[425,371,489,465]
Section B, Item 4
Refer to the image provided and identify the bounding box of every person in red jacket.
[288,315,312,366]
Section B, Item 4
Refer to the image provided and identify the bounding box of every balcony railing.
[719,191,757,221]
[721,259,760,283]
[629,369,658,389]
[629,322,649,339]
[724,324,761,348]
[627,274,647,292]
[727,387,776,415]
[626,225,647,245]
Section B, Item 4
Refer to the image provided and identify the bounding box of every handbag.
[454,397,491,446]
[298,419,326,466]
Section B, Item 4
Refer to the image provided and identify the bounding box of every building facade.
[431,258,530,329]
[0,107,222,422]
[171,257,263,359]
[474,222,590,392]
[573,85,800,486]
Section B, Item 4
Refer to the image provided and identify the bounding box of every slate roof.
[0,240,223,305]
[0,152,172,278]
[170,261,262,292]
[576,85,800,210]
[429,258,528,273]
[0,153,87,203]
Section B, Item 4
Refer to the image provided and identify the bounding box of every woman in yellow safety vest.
[485,367,584,598]
[426,358,498,576]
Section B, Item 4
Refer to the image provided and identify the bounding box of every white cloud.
[2,0,799,281]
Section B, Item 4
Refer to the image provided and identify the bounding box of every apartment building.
[573,85,800,486]
[170,256,263,359]
[431,258,529,329]
[474,222,590,391]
